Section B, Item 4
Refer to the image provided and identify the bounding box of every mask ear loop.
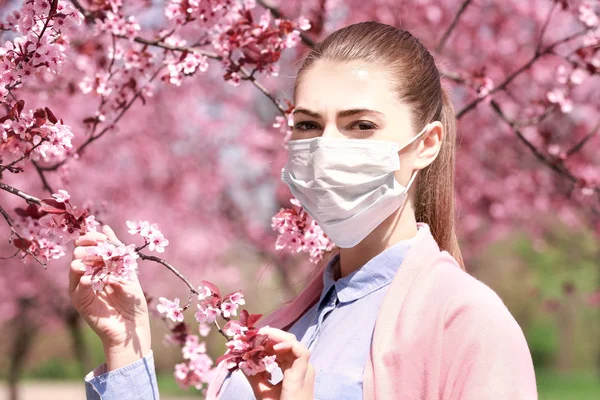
[399,122,434,193]
[399,122,433,151]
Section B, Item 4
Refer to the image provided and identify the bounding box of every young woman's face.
[292,60,416,144]
[292,59,423,186]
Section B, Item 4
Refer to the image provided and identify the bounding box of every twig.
[457,28,592,120]
[536,1,557,54]
[435,0,473,53]
[0,205,47,268]
[0,183,41,205]
[38,0,59,42]
[137,252,200,310]
[0,140,47,174]
[490,99,600,200]
[566,121,600,157]
[256,0,316,48]
[41,66,165,171]
[213,319,228,340]
[133,36,221,60]
[31,160,54,194]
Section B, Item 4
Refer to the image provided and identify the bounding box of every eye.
[293,121,321,131]
[349,121,377,131]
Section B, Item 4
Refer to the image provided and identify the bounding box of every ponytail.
[414,87,465,270]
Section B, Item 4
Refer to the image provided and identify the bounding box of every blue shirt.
[220,235,415,399]
[85,350,159,399]
[84,236,414,399]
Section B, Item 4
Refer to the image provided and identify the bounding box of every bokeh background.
[1,0,599,399]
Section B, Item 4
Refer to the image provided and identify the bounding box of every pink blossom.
[197,285,212,301]
[579,2,599,27]
[546,88,573,113]
[221,300,239,318]
[157,297,185,322]
[182,335,207,360]
[52,190,71,203]
[195,302,221,324]
[228,291,245,306]
[296,16,312,31]
[272,198,334,263]
[199,324,211,337]
[223,320,248,336]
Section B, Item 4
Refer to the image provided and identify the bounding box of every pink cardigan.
[207,223,538,399]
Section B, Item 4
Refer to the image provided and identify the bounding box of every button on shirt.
[220,235,416,400]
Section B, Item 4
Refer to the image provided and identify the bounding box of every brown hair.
[294,21,465,270]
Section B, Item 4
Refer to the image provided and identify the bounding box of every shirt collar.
[319,233,417,305]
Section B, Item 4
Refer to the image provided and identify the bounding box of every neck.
[338,202,418,278]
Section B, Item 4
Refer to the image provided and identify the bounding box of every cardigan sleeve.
[442,281,538,400]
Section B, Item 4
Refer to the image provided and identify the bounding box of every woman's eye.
[351,121,377,130]
[293,121,320,131]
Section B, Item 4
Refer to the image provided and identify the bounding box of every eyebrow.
[293,108,384,118]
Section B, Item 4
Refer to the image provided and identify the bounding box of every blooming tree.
[0,0,599,394]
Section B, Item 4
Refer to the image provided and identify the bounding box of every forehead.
[295,60,404,114]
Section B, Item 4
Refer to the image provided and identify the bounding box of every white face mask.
[281,123,433,248]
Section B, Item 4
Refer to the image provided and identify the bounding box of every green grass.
[537,369,600,400]
[157,372,197,397]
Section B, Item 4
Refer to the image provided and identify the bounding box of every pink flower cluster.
[157,297,185,322]
[12,190,95,263]
[174,334,215,391]
[1,101,75,168]
[0,1,83,101]
[546,63,591,114]
[126,220,170,253]
[194,282,246,323]
[272,198,334,263]
[217,310,278,377]
[94,12,141,40]
[165,48,209,86]
[83,240,139,292]
[165,0,311,85]
[156,280,275,390]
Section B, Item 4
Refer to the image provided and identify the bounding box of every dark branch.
[435,0,473,53]
[457,28,592,120]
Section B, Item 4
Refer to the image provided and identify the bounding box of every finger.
[304,364,315,393]
[69,259,86,294]
[102,225,124,246]
[75,231,107,246]
[73,246,103,260]
[258,327,298,344]
[245,371,278,399]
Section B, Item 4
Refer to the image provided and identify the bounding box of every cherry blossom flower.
[221,300,239,318]
[546,88,573,113]
[195,302,221,324]
[157,297,185,322]
[579,2,599,27]
[272,198,334,263]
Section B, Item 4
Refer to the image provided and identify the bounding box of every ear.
[413,121,444,170]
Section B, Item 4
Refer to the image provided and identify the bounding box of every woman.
[70,21,538,399]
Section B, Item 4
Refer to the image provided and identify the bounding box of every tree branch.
[256,0,316,48]
[137,252,200,310]
[0,183,41,205]
[457,28,592,120]
[490,99,599,199]
[435,0,473,53]
[566,121,600,157]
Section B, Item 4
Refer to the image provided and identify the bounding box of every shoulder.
[427,252,532,355]
[423,254,538,398]
[429,253,518,327]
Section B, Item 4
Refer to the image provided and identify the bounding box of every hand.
[69,224,151,371]
[245,327,315,400]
